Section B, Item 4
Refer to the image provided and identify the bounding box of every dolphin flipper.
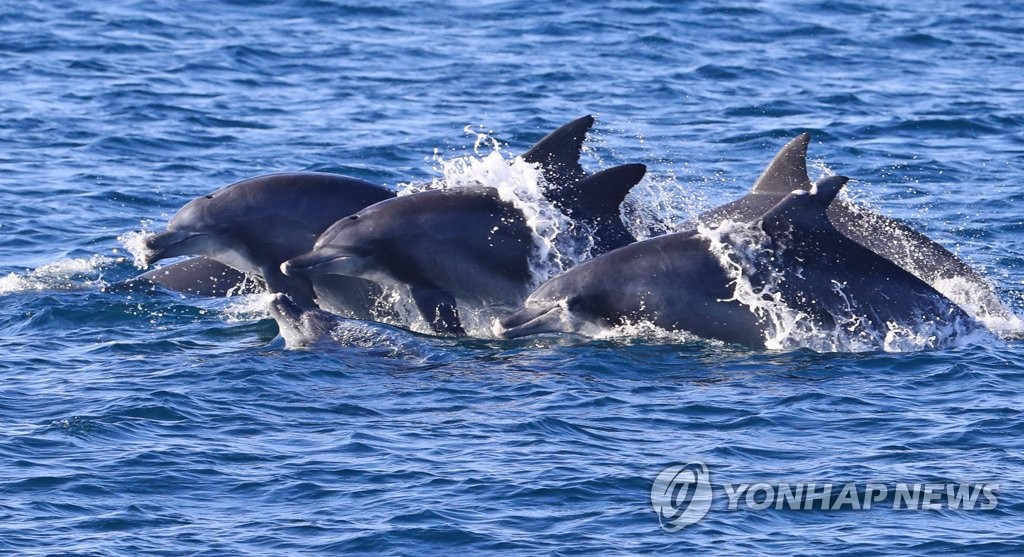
[411,287,466,336]
[521,115,594,188]
[121,257,255,297]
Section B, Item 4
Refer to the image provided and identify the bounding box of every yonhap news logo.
[650,462,999,532]
[650,462,713,532]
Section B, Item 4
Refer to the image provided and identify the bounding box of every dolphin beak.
[493,303,568,339]
[267,292,303,323]
[281,249,352,277]
[142,230,205,267]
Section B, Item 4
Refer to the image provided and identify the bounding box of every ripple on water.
[2,0,1024,554]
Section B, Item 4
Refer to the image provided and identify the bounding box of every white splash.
[595,317,708,345]
[0,255,120,295]
[370,284,433,335]
[836,186,1023,338]
[697,220,982,353]
[117,220,155,269]
[408,129,594,289]
[698,221,815,350]
[220,292,271,323]
[933,275,1024,338]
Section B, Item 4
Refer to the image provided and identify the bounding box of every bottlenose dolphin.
[267,293,345,348]
[142,171,395,317]
[496,176,976,349]
[282,162,647,336]
[695,133,1012,322]
[139,116,600,312]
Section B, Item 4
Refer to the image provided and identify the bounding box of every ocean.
[1,1,1022,554]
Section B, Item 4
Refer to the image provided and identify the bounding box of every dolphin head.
[267,292,343,348]
[142,193,256,273]
[494,295,601,339]
[280,245,377,279]
[493,276,596,339]
[140,173,396,306]
[280,214,386,281]
[494,301,569,339]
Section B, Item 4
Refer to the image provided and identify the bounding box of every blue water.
[2,1,1023,554]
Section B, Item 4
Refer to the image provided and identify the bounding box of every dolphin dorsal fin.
[760,175,849,233]
[551,163,646,216]
[548,163,646,253]
[750,133,813,194]
[521,115,594,188]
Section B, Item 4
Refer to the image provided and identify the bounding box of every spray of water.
[832,179,1023,338]
[697,221,987,352]
[404,128,595,289]
[220,292,271,324]
[92,124,1018,351]
[117,219,155,269]
[0,255,121,295]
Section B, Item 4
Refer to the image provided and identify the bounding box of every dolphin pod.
[280,163,646,335]
[136,115,608,318]
[692,133,1013,322]
[494,176,976,348]
[132,119,1001,349]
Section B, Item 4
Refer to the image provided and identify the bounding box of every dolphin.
[495,176,977,349]
[142,171,395,317]
[282,162,648,336]
[139,115,600,312]
[694,133,1012,322]
[267,292,346,348]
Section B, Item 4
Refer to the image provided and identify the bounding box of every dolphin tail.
[521,115,595,188]
[751,133,813,194]
[548,163,647,254]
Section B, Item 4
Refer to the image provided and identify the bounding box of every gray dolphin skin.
[267,293,346,348]
[134,120,1001,349]
[694,133,1011,321]
[281,158,647,336]
[283,186,535,336]
[138,115,600,313]
[117,257,255,297]
[496,176,976,348]
[142,172,395,316]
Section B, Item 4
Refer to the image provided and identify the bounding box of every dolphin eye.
[566,296,589,313]
[205,195,214,200]
[348,215,359,221]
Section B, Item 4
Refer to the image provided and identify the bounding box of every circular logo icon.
[651,462,712,532]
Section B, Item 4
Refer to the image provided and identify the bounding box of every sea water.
[1,1,1023,554]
